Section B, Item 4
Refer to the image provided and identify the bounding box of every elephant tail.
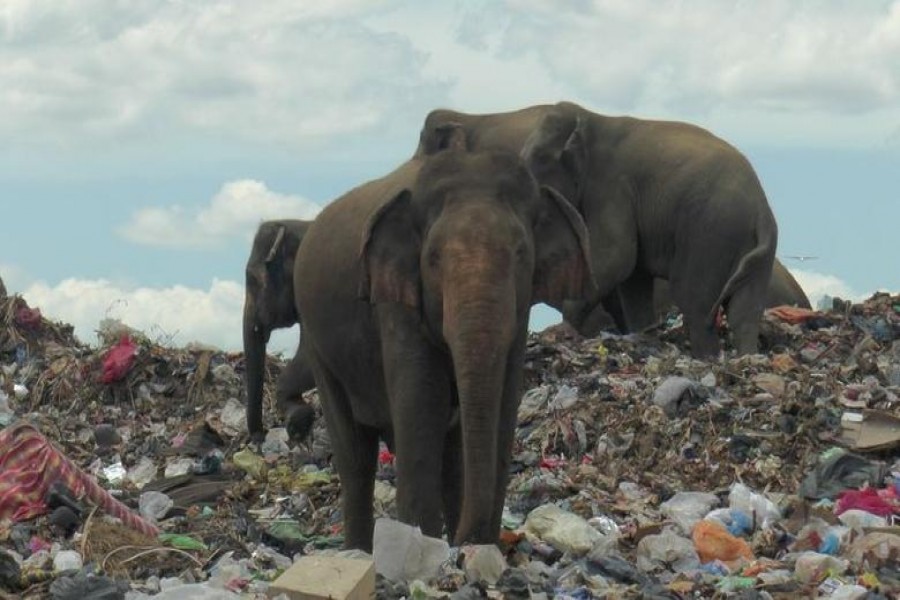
[707,212,778,324]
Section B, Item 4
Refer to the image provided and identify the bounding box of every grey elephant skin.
[243,220,316,442]
[293,140,592,550]
[418,102,778,356]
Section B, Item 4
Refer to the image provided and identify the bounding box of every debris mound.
[0,290,898,598]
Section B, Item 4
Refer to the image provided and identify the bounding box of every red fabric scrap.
[15,307,42,330]
[101,335,138,383]
[835,487,897,517]
[378,447,394,465]
[540,456,567,469]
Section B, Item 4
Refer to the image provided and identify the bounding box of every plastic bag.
[139,491,173,523]
[524,503,610,555]
[461,544,507,584]
[793,552,848,584]
[728,482,780,530]
[49,571,130,600]
[636,530,700,575]
[100,335,137,384]
[660,491,718,534]
[373,518,450,582]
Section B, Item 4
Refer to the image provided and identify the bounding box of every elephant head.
[520,104,589,211]
[360,132,593,544]
[243,219,309,439]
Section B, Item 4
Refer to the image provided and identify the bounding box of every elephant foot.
[286,403,316,442]
[249,428,267,444]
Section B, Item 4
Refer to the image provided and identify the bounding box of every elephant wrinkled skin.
[418,102,779,356]
[294,140,592,550]
[243,220,316,442]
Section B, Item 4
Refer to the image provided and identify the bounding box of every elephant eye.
[515,243,529,261]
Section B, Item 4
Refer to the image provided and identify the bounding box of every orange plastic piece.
[692,519,755,564]
[767,305,818,324]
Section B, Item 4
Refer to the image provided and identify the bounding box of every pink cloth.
[0,422,159,537]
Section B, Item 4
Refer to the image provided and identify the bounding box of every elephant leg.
[441,420,463,540]
[313,362,379,551]
[600,290,629,332]
[682,306,721,358]
[275,339,317,441]
[379,308,453,538]
[572,186,640,332]
[560,297,618,336]
[724,268,771,355]
[669,256,733,359]
[616,270,657,332]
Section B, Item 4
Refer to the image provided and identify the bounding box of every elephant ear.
[420,121,467,154]
[264,224,286,265]
[358,190,421,308]
[532,185,595,305]
[560,116,588,184]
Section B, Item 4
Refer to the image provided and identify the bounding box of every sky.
[2,0,898,355]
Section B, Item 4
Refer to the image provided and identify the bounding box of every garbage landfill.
[0,289,900,598]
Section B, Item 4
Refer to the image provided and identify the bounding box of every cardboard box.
[267,556,375,600]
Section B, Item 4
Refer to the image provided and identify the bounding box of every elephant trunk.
[444,275,516,545]
[243,293,270,439]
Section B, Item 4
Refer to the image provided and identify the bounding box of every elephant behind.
[243,219,316,442]
[418,102,779,356]
[651,258,810,327]
[294,136,591,550]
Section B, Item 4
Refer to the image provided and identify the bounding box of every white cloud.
[493,1,900,116]
[0,0,446,147]
[119,179,322,248]
[20,276,249,351]
[358,1,900,149]
[4,1,899,152]
[788,267,866,308]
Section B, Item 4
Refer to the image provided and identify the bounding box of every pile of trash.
[0,284,899,599]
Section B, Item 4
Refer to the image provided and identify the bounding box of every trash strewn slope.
[0,288,898,599]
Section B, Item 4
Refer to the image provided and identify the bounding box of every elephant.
[243,219,316,442]
[417,102,778,356]
[293,133,592,550]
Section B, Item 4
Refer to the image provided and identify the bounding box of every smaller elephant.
[764,259,812,309]
[243,220,316,442]
[650,258,810,327]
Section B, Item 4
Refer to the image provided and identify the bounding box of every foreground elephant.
[294,137,591,549]
[418,102,778,356]
[243,220,316,442]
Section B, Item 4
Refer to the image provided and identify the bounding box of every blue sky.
[2,1,898,353]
